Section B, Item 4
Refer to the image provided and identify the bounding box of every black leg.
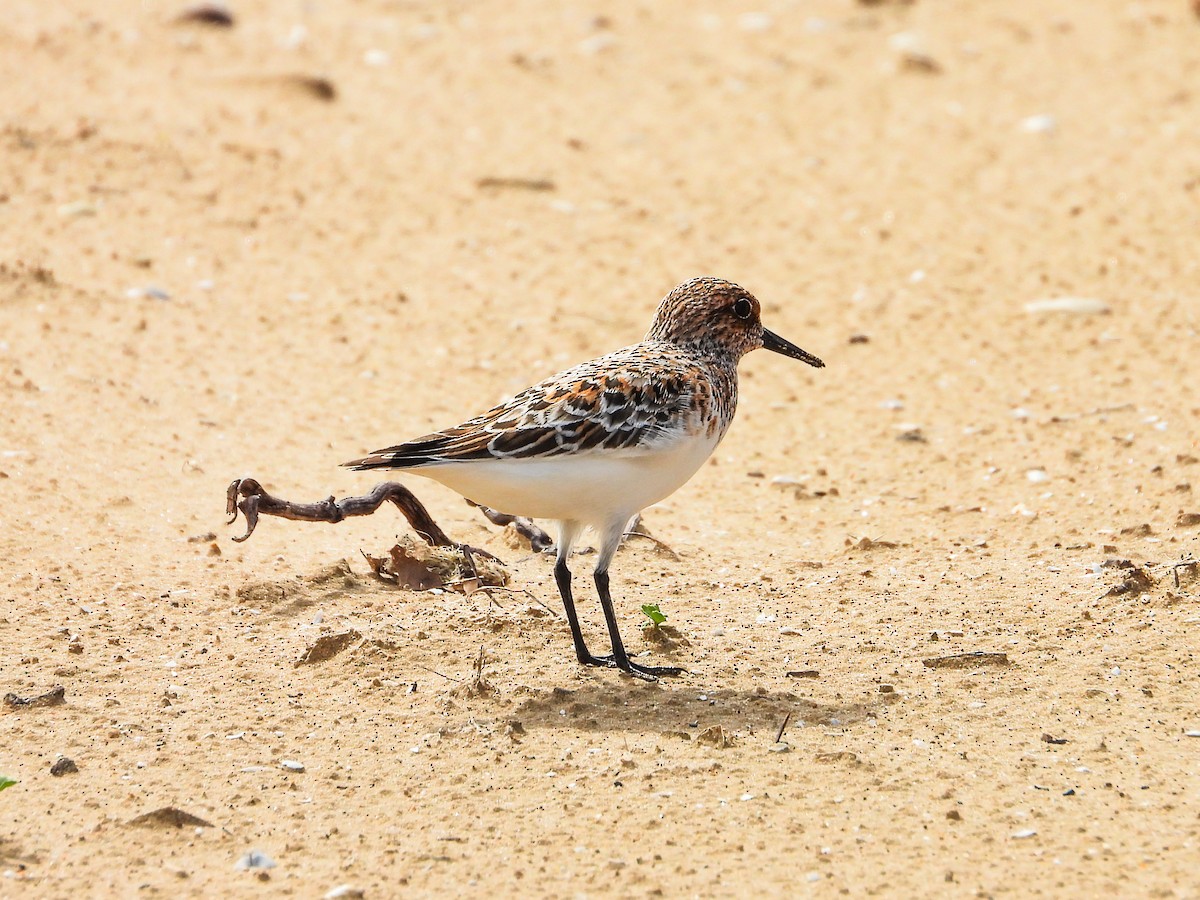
[593,569,685,682]
[554,556,617,669]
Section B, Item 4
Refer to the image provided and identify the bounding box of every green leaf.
[0,776,16,792]
[640,604,666,626]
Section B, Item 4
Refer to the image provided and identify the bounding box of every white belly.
[404,435,720,529]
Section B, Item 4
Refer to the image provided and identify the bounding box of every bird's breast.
[407,431,723,528]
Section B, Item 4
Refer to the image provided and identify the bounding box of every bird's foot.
[580,654,685,682]
[577,652,620,670]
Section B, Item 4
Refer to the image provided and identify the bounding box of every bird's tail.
[344,431,489,470]
[340,451,415,472]
[342,441,443,470]
[341,452,398,470]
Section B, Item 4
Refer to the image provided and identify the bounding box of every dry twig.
[414,663,461,683]
[775,712,792,744]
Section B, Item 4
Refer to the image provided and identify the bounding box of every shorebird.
[345,277,824,680]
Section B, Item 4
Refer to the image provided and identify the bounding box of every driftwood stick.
[225,478,555,565]
[466,500,555,552]
[226,478,463,550]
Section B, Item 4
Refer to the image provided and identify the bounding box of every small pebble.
[280,760,305,772]
[1026,469,1049,483]
[1012,829,1038,839]
[175,3,234,27]
[50,757,78,776]
[324,886,365,900]
[768,742,791,753]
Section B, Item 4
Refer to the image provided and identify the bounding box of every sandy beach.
[1,0,1198,895]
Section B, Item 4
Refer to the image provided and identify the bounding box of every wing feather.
[343,345,704,471]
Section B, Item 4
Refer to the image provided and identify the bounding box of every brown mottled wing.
[343,346,700,470]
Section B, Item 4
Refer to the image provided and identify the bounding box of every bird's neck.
[650,335,742,370]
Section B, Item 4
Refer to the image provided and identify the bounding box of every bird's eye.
[733,298,753,320]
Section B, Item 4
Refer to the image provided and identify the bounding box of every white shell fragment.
[888,31,941,72]
[1024,297,1110,315]
[58,201,98,217]
[1020,114,1058,134]
[325,886,365,899]
[126,285,171,301]
[738,13,773,32]
[234,850,277,870]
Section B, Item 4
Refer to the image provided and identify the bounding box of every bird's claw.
[581,653,685,682]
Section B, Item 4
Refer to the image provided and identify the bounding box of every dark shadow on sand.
[511,679,880,737]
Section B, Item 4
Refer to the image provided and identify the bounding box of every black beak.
[762,328,824,368]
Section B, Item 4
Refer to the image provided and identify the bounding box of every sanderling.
[345,276,824,680]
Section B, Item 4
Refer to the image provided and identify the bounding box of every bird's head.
[645,276,824,368]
